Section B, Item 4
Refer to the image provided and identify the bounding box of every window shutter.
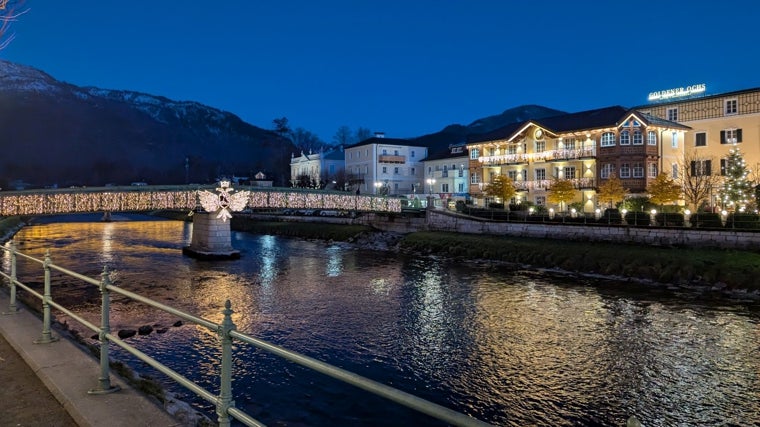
[690,161,696,176]
[705,160,712,176]
[720,130,726,144]
[720,159,726,175]
[737,129,743,142]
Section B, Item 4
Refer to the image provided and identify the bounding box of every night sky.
[3,1,759,142]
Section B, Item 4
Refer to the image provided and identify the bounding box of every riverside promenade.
[0,291,181,427]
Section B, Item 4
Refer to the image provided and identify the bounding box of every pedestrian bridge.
[0,184,402,216]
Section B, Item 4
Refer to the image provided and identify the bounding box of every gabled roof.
[618,110,691,130]
[425,145,469,161]
[345,136,428,149]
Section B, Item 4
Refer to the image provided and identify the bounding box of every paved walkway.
[0,291,181,427]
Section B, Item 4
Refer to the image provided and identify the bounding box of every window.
[349,152,353,159]
[411,150,415,158]
[470,148,479,159]
[394,150,399,155]
[382,166,387,174]
[671,132,678,148]
[620,131,630,145]
[394,183,399,192]
[564,166,576,179]
[427,166,432,174]
[458,183,464,192]
[633,131,643,145]
[564,138,576,150]
[601,164,615,179]
[721,129,743,144]
[648,163,658,178]
[365,149,369,156]
[633,163,644,178]
[690,160,712,176]
[535,141,546,152]
[535,168,546,180]
[508,170,517,180]
[522,170,527,181]
[695,132,706,147]
[507,145,517,155]
[382,149,387,155]
[672,164,678,179]
[620,163,631,178]
[535,196,546,206]
[725,98,738,115]
[470,173,480,184]
[648,131,657,146]
[411,167,416,175]
[667,107,678,121]
[601,132,616,147]
[394,167,399,174]
[441,183,449,192]
[458,168,464,177]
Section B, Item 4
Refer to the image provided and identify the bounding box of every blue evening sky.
[3,1,759,142]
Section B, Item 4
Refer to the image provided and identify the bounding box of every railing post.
[35,250,59,344]
[216,300,236,427]
[4,241,19,314]
[89,266,120,394]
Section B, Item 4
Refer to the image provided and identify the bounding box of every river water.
[6,215,760,426]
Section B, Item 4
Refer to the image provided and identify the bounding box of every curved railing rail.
[0,185,402,216]
[0,243,491,427]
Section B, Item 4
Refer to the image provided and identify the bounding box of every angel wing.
[198,190,221,212]
[228,190,250,212]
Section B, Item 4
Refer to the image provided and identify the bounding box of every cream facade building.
[344,135,427,195]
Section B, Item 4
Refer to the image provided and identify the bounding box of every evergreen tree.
[719,144,754,210]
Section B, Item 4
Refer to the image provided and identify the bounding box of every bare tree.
[332,125,353,147]
[0,1,29,50]
[291,127,324,154]
[355,127,372,142]
[678,150,721,211]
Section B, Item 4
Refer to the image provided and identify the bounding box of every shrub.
[625,211,651,226]
[488,202,505,209]
[655,212,684,227]
[691,212,722,228]
[598,208,622,225]
[727,213,760,229]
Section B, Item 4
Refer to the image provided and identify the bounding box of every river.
[6,214,760,426]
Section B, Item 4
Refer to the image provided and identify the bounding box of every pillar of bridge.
[182,212,241,260]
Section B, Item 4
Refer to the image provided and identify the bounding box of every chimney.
[374,132,385,138]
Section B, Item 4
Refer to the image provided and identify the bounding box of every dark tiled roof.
[535,106,628,133]
[425,146,469,161]
[467,122,525,143]
[322,149,346,160]
[626,110,691,130]
[345,137,427,149]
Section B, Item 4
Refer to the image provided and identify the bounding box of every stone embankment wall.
[424,210,760,250]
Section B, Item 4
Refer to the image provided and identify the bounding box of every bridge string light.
[0,189,400,216]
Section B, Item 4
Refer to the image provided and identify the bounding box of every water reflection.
[6,216,760,426]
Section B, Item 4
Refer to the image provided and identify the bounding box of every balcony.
[378,155,406,163]
[478,147,596,166]
[513,177,596,191]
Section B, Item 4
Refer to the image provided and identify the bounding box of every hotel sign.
[648,84,706,101]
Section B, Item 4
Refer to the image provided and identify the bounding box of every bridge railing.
[0,242,491,427]
[0,185,402,215]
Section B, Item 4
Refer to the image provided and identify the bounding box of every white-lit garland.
[0,188,401,215]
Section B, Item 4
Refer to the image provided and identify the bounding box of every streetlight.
[426,178,436,194]
[374,181,382,195]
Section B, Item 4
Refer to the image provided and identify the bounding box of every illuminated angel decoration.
[197,180,250,222]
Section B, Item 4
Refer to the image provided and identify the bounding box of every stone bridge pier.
[182,212,241,260]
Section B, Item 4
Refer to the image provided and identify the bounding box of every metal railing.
[0,242,492,427]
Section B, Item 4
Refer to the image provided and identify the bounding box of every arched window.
[633,131,643,145]
[601,132,616,147]
[620,131,630,145]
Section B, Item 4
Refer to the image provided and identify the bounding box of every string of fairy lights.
[0,189,401,216]
[719,143,753,211]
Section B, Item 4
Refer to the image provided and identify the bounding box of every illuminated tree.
[678,151,720,211]
[597,175,628,208]
[0,1,29,50]
[647,173,681,206]
[719,143,754,211]
[484,175,516,208]
[547,179,576,211]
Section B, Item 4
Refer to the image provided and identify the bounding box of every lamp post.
[426,178,436,194]
[374,181,382,195]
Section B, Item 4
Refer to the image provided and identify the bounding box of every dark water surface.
[6,215,760,426]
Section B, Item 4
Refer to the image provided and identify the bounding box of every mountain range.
[0,60,563,188]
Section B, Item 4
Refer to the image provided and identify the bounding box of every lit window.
[470,173,480,184]
[564,166,576,179]
[535,141,546,152]
[725,99,738,115]
[601,132,616,147]
[633,131,643,145]
[507,145,517,155]
[671,132,678,148]
[667,107,678,121]
[470,148,479,159]
[721,129,742,144]
[564,138,576,150]
[601,164,615,179]
[648,131,657,146]
[620,131,630,145]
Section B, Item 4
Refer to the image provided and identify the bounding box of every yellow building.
[467,106,687,212]
[638,86,760,210]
